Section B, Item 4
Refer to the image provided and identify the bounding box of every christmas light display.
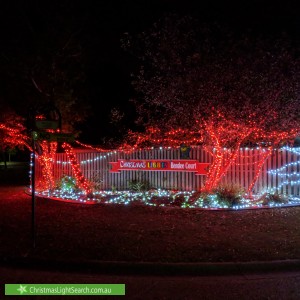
[33,187,300,209]
[0,123,31,151]
[62,142,92,194]
[75,140,112,152]
[267,147,300,193]
[246,147,273,195]
[117,110,300,195]
[58,175,77,194]
[29,139,300,210]
[55,150,117,166]
[38,141,57,191]
[0,106,292,209]
[31,141,300,209]
[29,152,34,189]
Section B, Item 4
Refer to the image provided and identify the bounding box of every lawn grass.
[1,170,300,263]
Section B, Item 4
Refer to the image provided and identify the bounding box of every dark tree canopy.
[0,0,91,134]
[124,14,300,137]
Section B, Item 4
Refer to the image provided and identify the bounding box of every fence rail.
[35,147,300,195]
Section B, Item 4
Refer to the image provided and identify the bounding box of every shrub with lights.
[56,175,78,194]
[128,179,151,193]
[257,193,288,206]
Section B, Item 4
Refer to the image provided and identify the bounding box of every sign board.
[109,159,210,175]
[36,132,75,143]
[35,120,60,130]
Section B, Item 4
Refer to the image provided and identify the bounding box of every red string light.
[75,140,113,152]
[62,142,92,194]
[24,106,299,197]
[38,141,57,191]
[118,111,300,193]
[0,123,32,151]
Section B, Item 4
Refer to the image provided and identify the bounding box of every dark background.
[0,0,299,145]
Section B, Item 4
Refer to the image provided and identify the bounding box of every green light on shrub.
[58,175,77,193]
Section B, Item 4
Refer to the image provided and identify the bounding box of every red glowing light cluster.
[35,115,46,120]
[22,105,299,197]
[75,140,109,152]
[0,123,31,151]
[38,141,57,190]
[116,111,300,194]
[62,142,91,194]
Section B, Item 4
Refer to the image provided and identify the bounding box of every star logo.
[17,285,27,295]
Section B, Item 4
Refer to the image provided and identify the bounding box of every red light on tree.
[62,142,91,194]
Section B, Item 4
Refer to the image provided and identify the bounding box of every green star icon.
[17,285,27,295]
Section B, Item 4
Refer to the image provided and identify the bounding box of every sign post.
[31,137,36,248]
[27,103,63,248]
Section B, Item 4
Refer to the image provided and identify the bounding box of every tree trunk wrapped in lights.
[62,142,92,195]
[38,141,57,191]
[200,113,253,192]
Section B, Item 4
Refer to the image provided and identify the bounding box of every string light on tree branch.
[62,142,92,194]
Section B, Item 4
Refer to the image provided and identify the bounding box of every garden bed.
[34,188,300,210]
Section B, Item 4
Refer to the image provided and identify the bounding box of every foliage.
[192,191,216,207]
[213,184,244,207]
[0,1,91,134]
[111,185,117,193]
[56,175,78,193]
[0,107,30,153]
[258,193,289,206]
[56,173,95,199]
[190,184,244,208]
[128,179,151,192]
[89,171,104,192]
[150,195,172,206]
[122,14,300,192]
[171,193,186,207]
[123,15,300,133]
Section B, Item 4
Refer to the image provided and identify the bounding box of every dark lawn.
[0,164,300,263]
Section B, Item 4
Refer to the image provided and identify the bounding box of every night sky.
[0,0,299,145]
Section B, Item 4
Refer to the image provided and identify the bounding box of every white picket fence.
[34,147,300,195]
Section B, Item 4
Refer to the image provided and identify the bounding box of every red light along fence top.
[109,159,210,175]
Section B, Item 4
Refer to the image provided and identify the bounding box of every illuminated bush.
[128,179,151,192]
[214,184,244,207]
[57,175,78,194]
[191,184,245,208]
[258,193,288,206]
